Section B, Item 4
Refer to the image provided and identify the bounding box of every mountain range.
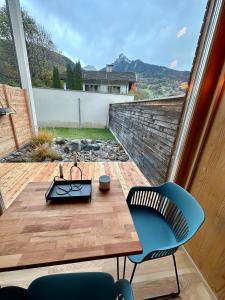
[106,53,189,81]
[100,54,190,99]
[1,38,189,99]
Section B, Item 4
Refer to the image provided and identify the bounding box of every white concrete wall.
[33,88,134,128]
[82,84,129,94]
[120,85,128,94]
[98,85,108,93]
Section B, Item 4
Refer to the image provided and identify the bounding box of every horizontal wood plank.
[0,84,32,158]
[0,162,215,299]
[109,98,184,185]
[0,163,146,272]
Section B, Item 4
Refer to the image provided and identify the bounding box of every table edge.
[0,248,143,273]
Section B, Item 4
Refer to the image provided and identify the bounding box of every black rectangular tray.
[45,180,92,202]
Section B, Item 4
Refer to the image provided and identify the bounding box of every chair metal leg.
[123,256,126,279]
[117,257,120,280]
[130,263,137,284]
[172,253,180,295]
[144,254,180,300]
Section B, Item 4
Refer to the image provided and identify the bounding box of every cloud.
[176,26,187,38]
[62,51,86,67]
[170,59,178,68]
[19,0,205,71]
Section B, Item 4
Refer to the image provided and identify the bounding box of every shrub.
[30,143,61,162]
[31,130,53,147]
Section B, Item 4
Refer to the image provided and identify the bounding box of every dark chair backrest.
[28,273,115,300]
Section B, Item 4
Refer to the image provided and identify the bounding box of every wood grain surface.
[0,179,142,272]
[0,84,32,157]
[0,162,215,299]
[0,162,149,209]
[186,86,225,300]
[109,98,184,185]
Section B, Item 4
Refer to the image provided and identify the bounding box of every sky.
[1,0,207,71]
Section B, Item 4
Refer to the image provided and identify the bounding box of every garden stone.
[12,152,22,157]
[82,143,100,151]
[63,145,70,153]
[92,144,100,151]
[81,139,88,145]
[9,156,30,162]
[44,158,52,162]
[109,155,117,161]
[80,143,86,150]
[82,144,91,151]
[0,135,130,163]
[120,156,129,162]
[55,137,66,145]
[68,140,81,152]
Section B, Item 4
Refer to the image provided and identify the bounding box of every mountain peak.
[117,53,130,63]
[111,54,189,83]
[83,65,96,71]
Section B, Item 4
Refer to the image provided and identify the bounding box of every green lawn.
[40,127,115,141]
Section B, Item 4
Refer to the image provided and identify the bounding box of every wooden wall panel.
[186,88,225,300]
[109,97,184,185]
[0,85,15,157]
[0,84,32,158]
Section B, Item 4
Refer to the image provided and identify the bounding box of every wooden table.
[0,180,142,273]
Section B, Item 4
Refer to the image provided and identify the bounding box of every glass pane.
[0,0,20,86]
[20,0,207,99]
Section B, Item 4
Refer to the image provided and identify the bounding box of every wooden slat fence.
[0,84,32,158]
[109,97,184,185]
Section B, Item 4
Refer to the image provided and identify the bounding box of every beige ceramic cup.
[99,175,110,191]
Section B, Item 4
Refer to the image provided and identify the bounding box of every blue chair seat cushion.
[128,206,177,263]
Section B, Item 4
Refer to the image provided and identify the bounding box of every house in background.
[82,64,136,94]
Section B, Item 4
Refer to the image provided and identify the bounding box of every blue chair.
[123,182,205,299]
[0,272,134,300]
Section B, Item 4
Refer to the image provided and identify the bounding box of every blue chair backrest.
[0,272,134,300]
[28,273,116,300]
[149,182,205,244]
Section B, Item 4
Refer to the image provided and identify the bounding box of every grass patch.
[40,128,115,141]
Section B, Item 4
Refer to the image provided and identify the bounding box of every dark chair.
[123,182,205,299]
[0,272,134,300]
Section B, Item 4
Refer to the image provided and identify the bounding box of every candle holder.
[45,160,92,203]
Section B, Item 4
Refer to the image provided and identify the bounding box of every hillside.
[103,54,190,99]
[0,39,75,87]
[0,38,190,99]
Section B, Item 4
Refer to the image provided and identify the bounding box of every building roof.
[82,71,136,85]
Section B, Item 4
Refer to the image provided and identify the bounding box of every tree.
[66,64,75,90]
[21,9,56,81]
[0,5,57,86]
[131,89,150,101]
[52,67,62,88]
[0,6,20,86]
[74,61,83,90]
[0,5,12,40]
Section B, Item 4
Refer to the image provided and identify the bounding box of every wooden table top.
[0,180,142,272]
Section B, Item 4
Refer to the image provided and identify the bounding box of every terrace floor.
[0,162,214,299]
